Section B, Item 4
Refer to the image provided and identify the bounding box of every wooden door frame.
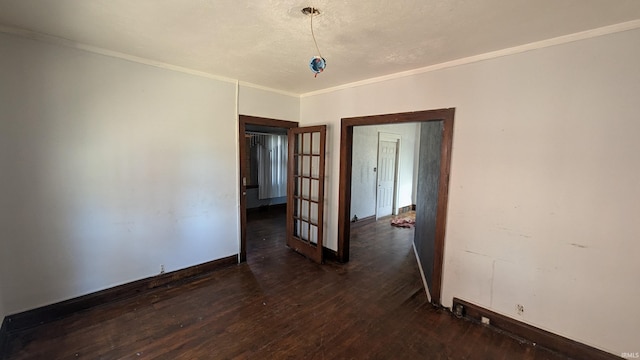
[337,108,455,305]
[238,115,298,262]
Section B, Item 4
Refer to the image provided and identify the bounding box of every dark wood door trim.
[238,115,298,262]
[337,108,455,305]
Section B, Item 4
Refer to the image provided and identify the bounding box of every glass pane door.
[286,125,326,263]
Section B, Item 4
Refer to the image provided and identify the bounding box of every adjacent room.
[1,1,639,359]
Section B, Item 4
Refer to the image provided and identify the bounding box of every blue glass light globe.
[309,56,326,74]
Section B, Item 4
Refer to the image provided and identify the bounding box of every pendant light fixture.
[302,6,326,77]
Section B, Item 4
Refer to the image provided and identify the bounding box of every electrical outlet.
[160,264,165,274]
[481,316,490,325]
[453,304,464,318]
[516,304,524,315]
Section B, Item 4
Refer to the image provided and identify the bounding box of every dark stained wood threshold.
[0,255,237,335]
[452,298,621,360]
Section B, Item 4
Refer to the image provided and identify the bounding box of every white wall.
[238,85,299,121]
[351,123,419,219]
[301,28,640,356]
[0,32,298,316]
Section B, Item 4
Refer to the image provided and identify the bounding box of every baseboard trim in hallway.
[412,242,432,304]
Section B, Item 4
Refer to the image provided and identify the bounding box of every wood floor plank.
[2,208,571,359]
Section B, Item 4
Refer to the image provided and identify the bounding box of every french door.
[286,125,326,263]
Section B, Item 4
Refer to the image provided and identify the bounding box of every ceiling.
[1,0,640,95]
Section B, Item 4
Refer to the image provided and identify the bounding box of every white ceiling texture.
[1,0,640,95]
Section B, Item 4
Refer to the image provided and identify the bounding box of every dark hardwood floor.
[2,207,569,359]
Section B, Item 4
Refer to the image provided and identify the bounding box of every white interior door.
[376,134,399,218]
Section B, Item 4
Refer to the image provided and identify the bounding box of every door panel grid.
[287,126,326,263]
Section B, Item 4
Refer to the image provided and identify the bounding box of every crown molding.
[300,19,640,98]
[237,81,299,98]
[3,19,639,100]
[0,25,295,97]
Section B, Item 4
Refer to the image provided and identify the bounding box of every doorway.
[337,108,455,305]
[238,115,298,262]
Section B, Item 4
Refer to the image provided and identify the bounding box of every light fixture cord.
[310,9,323,59]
